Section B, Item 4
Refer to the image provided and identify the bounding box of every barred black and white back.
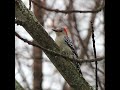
[64,36,82,75]
[64,36,78,57]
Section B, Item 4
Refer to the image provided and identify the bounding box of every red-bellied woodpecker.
[52,26,82,75]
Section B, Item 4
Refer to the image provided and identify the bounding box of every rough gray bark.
[15,0,93,89]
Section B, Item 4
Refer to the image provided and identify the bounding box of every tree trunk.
[32,0,45,90]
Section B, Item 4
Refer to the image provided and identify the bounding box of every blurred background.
[15,0,105,90]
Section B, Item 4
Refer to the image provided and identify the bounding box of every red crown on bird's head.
[63,26,68,36]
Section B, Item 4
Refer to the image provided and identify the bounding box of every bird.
[52,26,82,75]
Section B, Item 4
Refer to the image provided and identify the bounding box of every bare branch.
[16,57,30,90]
[29,0,32,10]
[91,19,98,90]
[31,0,104,14]
[15,31,104,64]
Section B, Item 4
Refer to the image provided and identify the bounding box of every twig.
[91,21,98,90]
[72,12,90,58]
[31,0,104,14]
[16,56,30,90]
[93,66,104,75]
[29,0,32,10]
[15,31,104,63]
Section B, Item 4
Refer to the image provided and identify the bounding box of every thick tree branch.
[15,0,93,89]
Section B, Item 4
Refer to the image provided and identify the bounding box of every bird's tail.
[73,55,83,75]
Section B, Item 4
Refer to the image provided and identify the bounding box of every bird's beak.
[52,29,62,32]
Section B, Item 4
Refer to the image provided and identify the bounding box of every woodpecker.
[52,26,82,75]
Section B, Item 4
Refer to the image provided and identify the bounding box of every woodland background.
[15,0,105,90]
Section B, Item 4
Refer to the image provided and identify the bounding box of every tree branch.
[29,0,32,10]
[31,0,104,13]
[15,31,104,63]
[91,17,98,90]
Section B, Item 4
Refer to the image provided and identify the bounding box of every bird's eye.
[59,30,63,32]
[60,28,64,32]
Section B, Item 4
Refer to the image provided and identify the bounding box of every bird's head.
[52,26,68,36]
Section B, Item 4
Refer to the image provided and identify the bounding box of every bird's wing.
[64,36,78,57]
